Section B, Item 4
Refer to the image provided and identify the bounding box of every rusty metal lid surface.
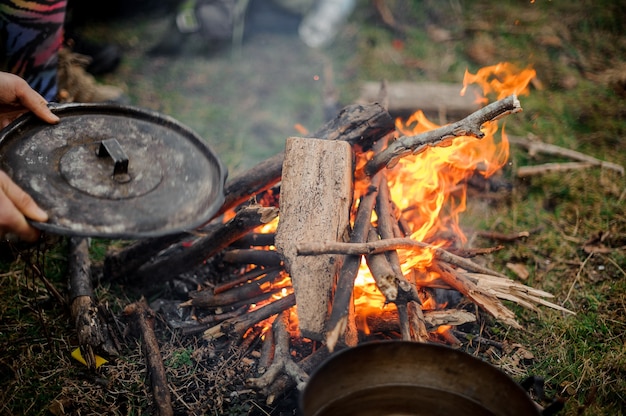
[0,103,227,238]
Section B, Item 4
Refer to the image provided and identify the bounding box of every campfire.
[73,63,573,412]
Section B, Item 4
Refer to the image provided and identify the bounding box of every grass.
[1,0,625,414]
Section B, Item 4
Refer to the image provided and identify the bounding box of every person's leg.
[0,0,68,101]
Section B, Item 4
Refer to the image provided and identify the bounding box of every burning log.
[124,298,174,416]
[408,300,430,342]
[362,308,476,334]
[246,310,309,392]
[297,237,511,279]
[325,173,382,351]
[365,228,398,302]
[363,94,522,176]
[132,204,278,286]
[296,237,573,329]
[202,293,296,341]
[275,137,353,340]
[183,269,285,309]
[373,174,427,341]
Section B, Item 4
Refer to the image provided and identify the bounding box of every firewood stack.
[99,96,573,404]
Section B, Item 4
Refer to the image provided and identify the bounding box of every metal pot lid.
[0,102,227,239]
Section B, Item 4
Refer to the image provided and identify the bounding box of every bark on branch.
[364,94,522,176]
[246,311,309,392]
[124,298,173,416]
[134,205,278,285]
[296,237,510,279]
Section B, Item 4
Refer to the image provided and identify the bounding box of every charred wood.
[180,306,249,336]
[221,249,282,267]
[257,329,275,375]
[264,345,331,406]
[184,269,283,308]
[246,311,309,392]
[203,293,296,341]
[133,205,278,286]
[230,232,276,248]
[213,266,282,295]
[102,232,187,282]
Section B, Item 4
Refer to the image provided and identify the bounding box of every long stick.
[364,94,522,176]
[508,134,624,175]
[296,237,510,279]
[124,298,173,416]
[325,174,382,351]
[134,205,278,285]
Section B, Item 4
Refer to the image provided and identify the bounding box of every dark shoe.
[56,48,127,103]
[64,35,122,76]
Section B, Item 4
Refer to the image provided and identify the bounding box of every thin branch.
[509,134,624,175]
[296,237,510,279]
[364,94,522,176]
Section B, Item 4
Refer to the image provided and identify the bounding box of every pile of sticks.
[86,96,574,408]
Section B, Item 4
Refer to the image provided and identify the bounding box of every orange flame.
[461,62,536,105]
[247,62,536,341]
[352,63,535,330]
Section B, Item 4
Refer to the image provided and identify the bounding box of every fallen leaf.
[506,262,530,280]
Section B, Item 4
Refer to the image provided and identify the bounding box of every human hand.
[0,171,48,242]
[1,71,59,241]
[0,71,60,128]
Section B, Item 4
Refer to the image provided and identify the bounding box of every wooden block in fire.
[275,137,353,340]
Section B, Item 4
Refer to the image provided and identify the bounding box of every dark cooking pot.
[301,341,543,416]
[0,102,227,238]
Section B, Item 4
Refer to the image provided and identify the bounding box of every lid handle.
[96,139,131,182]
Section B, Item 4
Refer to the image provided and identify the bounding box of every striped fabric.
[0,0,68,101]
